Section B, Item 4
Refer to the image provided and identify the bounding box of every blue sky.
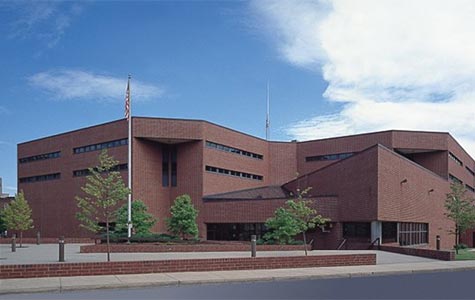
[1,1,474,195]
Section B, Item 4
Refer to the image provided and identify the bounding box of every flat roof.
[17,116,474,163]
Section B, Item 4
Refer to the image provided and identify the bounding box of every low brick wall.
[378,245,455,261]
[80,243,310,253]
[0,237,93,244]
[0,254,376,279]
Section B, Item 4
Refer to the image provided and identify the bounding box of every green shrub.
[454,243,468,250]
[115,200,157,235]
[167,194,199,240]
[100,232,180,243]
[256,238,266,245]
[288,240,304,245]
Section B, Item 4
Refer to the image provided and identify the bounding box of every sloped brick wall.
[378,245,454,261]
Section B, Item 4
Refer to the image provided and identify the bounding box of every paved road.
[0,243,436,265]
[2,270,474,299]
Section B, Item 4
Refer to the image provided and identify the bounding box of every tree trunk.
[106,217,111,262]
[20,231,23,248]
[303,231,308,256]
[455,226,459,255]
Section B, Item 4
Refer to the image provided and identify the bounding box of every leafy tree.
[166,194,198,239]
[2,191,34,247]
[445,183,475,254]
[287,190,330,255]
[115,200,157,235]
[265,188,330,255]
[264,206,301,244]
[0,211,6,234]
[76,150,130,261]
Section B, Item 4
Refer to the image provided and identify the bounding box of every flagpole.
[127,74,132,240]
[266,81,270,140]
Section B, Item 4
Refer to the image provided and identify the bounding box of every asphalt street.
[2,270,474,300]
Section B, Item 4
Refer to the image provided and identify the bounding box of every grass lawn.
[455,249,475,260]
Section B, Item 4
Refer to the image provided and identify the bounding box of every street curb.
[2,266,475,296]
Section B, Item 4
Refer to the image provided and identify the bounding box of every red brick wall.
[17,117,475,246]
[308,222,343,250]
[377,146,453,249]
[18,120,128,238]
[296,131,393,176]
[203,196,338,223]
[461,230,475,247]
[378,245,454,261]
[447,136,475,189]
[392,131,448,151]
[133,118,275,238]
[406,151,448,179]
[133,117,204,141]
[202,122,269,195]
[132,138,168,233]
[0,254,376,279]
[268,142,298,185]
[172,141,205,236]
[285,146,379,222]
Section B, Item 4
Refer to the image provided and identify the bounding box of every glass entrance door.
[382,222,397,244]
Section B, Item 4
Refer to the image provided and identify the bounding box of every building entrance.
[206,223,267,241]
[382,222,397,244]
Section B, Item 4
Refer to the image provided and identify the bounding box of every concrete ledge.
[378,245,455,261]
[0,254,375,279]
[80,243,310,253]
[0,237,93,244]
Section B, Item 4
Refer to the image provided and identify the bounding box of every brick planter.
[0,254,376,279]
[378,245,455,261]
[80,243,311,253]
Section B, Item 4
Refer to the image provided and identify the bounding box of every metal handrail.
[369,237,381,249]
[337,238,347,250]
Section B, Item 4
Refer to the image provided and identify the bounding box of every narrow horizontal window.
[19,151,61,164]
[205,141,263,160]
[306,152,355,162]
[466,166,475,177]
[19,173,61,183]
[466,184,475,193]
[73,164,128,177]
[205,165,263,181]
[73,138,127,154]
[449,174,463,185]
[449,152,463,166]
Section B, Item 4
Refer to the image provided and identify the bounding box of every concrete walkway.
[2,260,475,295]
[0,244,435,265]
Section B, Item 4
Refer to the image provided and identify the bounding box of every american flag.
[125,79,130,121]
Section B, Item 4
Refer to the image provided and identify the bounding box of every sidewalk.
[1,259,475,295]
[0,244,435,265]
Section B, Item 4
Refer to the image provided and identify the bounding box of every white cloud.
[3,186,17,195]
[252,0,475,157]
[4,1,83,48]
[28,70,163,102]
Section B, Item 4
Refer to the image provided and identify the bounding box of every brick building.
[17,117,475,250]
